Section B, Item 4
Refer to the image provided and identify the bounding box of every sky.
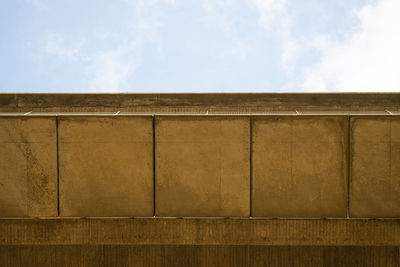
[0,0,399,92]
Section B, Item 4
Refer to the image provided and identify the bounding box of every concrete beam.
[1,93,399,112]
[0,218,399,246]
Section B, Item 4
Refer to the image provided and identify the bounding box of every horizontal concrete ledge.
[0,112,400,116]
[1,93,400,112]
[1,218,399,246]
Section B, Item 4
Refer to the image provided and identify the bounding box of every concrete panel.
[59,117,153,217]
[155,116,250,217]
[350,117,400,217]
[0,117,57,216]
[252,116,348,217]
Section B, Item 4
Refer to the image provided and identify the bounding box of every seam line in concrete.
[56,116,60,217]
[347,116,351,218]
[152,115,156,217]
[250,116,253,217]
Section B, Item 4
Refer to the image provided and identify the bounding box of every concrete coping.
[0,111,399,116]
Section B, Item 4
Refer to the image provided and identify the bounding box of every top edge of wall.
[0,93,399,112]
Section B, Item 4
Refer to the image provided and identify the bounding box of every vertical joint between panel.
[56,116,60,217]
[250,116,253,217]
[347,116,351,218]
[152,115,156,217]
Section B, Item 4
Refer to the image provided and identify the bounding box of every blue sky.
[1,0,399,92]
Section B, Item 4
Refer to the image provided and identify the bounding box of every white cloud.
[251,0,301,73]
[202,0,297,68]
[41,0,174,91]
[301,0,400,92]
[252,0,289,34]
[201,0,236,35]
[86,46,141,91]
[84,0,174,91]
[45,34,85,62]
[33,0,400,92]
[43,33,142,91]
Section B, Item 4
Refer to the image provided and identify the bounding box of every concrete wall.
[0,115,399,218]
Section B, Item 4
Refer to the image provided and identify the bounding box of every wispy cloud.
[45,33,86,62]
[201,0,236,35]
[252,0,289,34]
[40,0,174,91]
[250,0,307,91]
[251,0,301,72]
[86,46,141,91]
[301,0,400,91]
[20,0,400,92]
[250,0,400,92]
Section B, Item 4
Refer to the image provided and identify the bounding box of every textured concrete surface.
[0,117,57,216]
[2,93,400,265]
[252,116,348,217]
[2,218,399,246]
[350,117,400,217]
[58,116,153,217]
[1,93,400,112]
[1,245,400,267]
[3,245,400,267]
[155,116,250,217]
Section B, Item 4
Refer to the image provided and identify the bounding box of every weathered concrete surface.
[1,218,400,246]
[252,116,348,217]
[350,117,400,217]
[1,93,400,112]
[59,117,153,217]
[155,116,250,217]
[0,118,57,216]
[1,245,400,267]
